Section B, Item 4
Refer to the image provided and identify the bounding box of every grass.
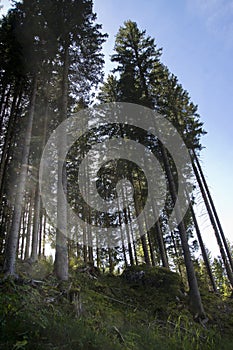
[0,261,233,349]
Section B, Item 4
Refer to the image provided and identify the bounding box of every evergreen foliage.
[0,2,232,347]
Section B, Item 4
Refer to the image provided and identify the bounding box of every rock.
[122,268,145,284]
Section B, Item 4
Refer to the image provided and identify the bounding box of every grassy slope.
[0,261,233,350]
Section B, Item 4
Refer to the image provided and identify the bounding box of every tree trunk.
[108,247,114,273]
[24,190,34,259]
[54,42,69,281]
[38,208,43,257]
[0,83,12,132]
[192,159,233,287]
[0,86,21,188]
[171,230,183,278]
[42,211,46,257]
[119,211,129,267]
[0,76,8,118]
[86,160,93,263]
[128,206,139,265]
[120,182,134,266]
[30,182,41,262]
[3,76,37,276]
[134,194,151,265]
[189,202,217,292]
[160,142,205,317]
[136,173,155,266]
[193,151,233,272]
[130,170,150,265]
[31,95,49,262]
[123,208,134,266]
[20,207,27,260]
[152,202,169,268]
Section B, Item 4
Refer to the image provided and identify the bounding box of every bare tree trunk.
[193,152,233,272]
[54,42,69,281]
[30,182,41,262]
[137,174,156,266]
[86,161,93,264]
[131,171,150,265]
[123,208,134,265]
[0,89,23,206]
[119,211,129,267]
[0,86,22,188]
[20,207,27,260]
[31,99,49,262]
[134,194,150,265]
[192,159,233,287]
[108,247,114,273]
[42,210,46,257]
[117,194,128,267]
[128,207,138,265]
[0,84,12,132]
[3,76,37,276]
[83,229,88,264]
[54,138,69,279]
[38,208,43,257]
[189,202,217,292]
[25,190,34,259]
[152,210,169,268]
[171,230,187,286]
[121,183,134,266]
[160,142,205,317]
[0,203,10,254]
[0,77,8,118]
[96,241,101,268]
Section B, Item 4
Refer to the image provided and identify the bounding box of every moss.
[0,266,233,349]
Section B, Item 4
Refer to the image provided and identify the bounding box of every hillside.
[1,262,233,350]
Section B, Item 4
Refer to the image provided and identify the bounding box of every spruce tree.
[99,20,206,317]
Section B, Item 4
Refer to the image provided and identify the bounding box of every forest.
[0,0,233,349]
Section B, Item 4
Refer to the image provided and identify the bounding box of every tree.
[2,0,45,275]
[99,20,206,317]
[46,0,106,280]
[1,0,106,279]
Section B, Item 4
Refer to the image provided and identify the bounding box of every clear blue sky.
[1,0,232,255]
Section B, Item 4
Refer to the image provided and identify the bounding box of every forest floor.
[0,260,233,349]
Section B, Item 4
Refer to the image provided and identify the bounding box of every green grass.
[0,263,233,349]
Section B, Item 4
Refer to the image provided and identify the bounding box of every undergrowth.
[0,261,233,349]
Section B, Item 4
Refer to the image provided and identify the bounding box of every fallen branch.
[113,326,125,343]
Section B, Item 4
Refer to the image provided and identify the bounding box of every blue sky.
[93,0,233,256]
[1,0,232,256]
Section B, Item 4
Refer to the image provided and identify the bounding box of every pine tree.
[99,20,206,317]
[1,0,106,278]
[2,0,46,275]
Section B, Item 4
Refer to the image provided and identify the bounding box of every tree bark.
[171,230,183,279]
[128,206,139,265]
[134,193,151,265]
[160,142,205,317]
[136,174,156,266]
[3,76,37,276]
[38,208,43,257]
[30,101,48,262]
[119,181,134,266]
[30,182,41,262]
[153,205,169,268]
[0,86,21,187]
[193,151,233,272]
[192,159,233,288]
[20,206,27,260]
[24,190,34,260]
[54,42,69,280]
[190,201,217,292]
[42,211,46,257]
